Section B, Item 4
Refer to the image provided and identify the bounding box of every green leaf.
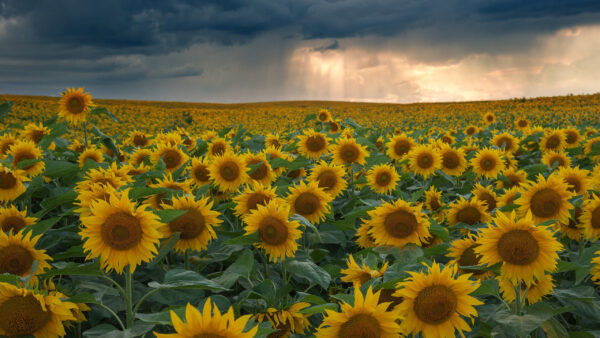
[92,126,119,157]
[155,209,188,223]
[0,101,13,122]
[39,122,69,149]
[68,293,97,304]
[292,214,321,242]
[136,306,185,325]
[24,217,61,236]
[223,232,259,246]
[44,160,79,178]
[330,293,354,305]
[298,303,338,314]
[42,261,103,277]
[17,158,42,169]
[213,249,255,288]
[303,113,317,122]
[148,269,228,291]
[128,187,169,200]
[428,218,450,242]
[147,233,181,268]
[90,107,119,122]
[0,274,21,286]
[284,258,331,289]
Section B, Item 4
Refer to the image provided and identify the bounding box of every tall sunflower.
[447,235,490,279]
[472,183,498,213]
[470,147,504,178]
[386,133,414,160]
[23,122,49,145]
[475,211,563,286]
[540,129,565,152]
[151,142,189,173]
[208,152,249,192]
[330,137,368,166]
[79,191,163,273]
[316,287,401,338]
[126,130,151,148]
[58,87,94,124]
[447,197,490,228]
[408,145,441,178]
[394,262,482,338]
[498,274,554,305]
[424,186,445,219]
[317,109,333,122]
[0,133,16,157]
[243,200,301,262]
[498,186,521,208]
[307,161,347,198]
[286,181,332,224]
[243,152,276,186]
[356,221,376,249]
[366,163,399,194]
[439,144,467,176]
[154,299,258,338]
[367,199,430,248]
[189,157,211,187]
[0,205,36,233]
[0,230,52,284]
[0,165,28,203]
[483,112,496,124]
[495,169,527,189]
[297,130,330,159]
[556,166,592,195]
[233,183,278,217]
[128,148,152,166]
[515,173,573,225]
[8,140,45,177]
[580,194,600,240]
[340,254,388,288]
[563,128,582,148]
[207,137,231,157]
[492,132,519,153]
[0,282,77,337]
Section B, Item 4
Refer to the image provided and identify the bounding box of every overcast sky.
[1,0,600,103]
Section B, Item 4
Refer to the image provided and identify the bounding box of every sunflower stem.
[95,302,126,331]
[83,121,88,149]
[514,281,522,316]
[184,250,190,270]
[125,266,134,328]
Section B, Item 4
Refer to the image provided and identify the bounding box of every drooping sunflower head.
[0,230,52,283]
[470,147,504,178]
[439,144,467,176]
[317,109,333,122]
[541,151,571,169]
[307,160,348,198]
[58,87,94,125]
[233,183,278,217]
[498,274,554,305]
[9,140,45,177]
[472,183,498,213]
[366,163,399,194]
[356,220,376,249]
[316,287,402,338]
[386,133,415,160]
[408,145,441,178]
[0,165,28,203]
[254,302,312,336]
[75,182,118,216]
[367,199,430,248]
[515,173,573,225]
[330,137,368,166]
[447,197,490,228]
[160,195,221,253]
[475,211,563,286]
[297,129,330,159]
[424,186,444,213]
[80,191,163,273]
[580,194,600,240]
[340,254,388,288]
[0,282,78,338]
[540,129,566,152]
[151,142,189,173]
[208,151,248,192]
[243,199,301,262]
[286,181,332,224]
[243,152,276,186]
[394,261,483,338]
[154,299,258,338]
[78,147,104,168]
[447,235,491,279]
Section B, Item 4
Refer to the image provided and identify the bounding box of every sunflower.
[23,122,49,145]
[330,137,368,166]
[557,205,583,240]
[0,205,36,233]
[154,299,258,338]
[297,130,330,159]
[580,194,600,240]
[317,109,333,122]
[475,211,563,286]
[152,142,189,173]
[0,230,52,283]
[265,133,283,149]
[126,130,151,148]
[233,183,278,217]
[465,125,480,136]
[420,233,443,248]
[563,128,582,148]
[207,137,231,157]
[584,137,600,160]
[408,145,441,178]
[243,152,276,186]
[367,199,430,248]
[121,163,148,177]
[540,129,566,152]
[591,251,600,285]
[492,132,518,153]
[340,254,388,288]
[438,144,467,176]
[541,151,571,169]
[74,167,126,194]
[424,186,444,214]
[329,120,341,133]
[9,140,45,177]
[208,152,248,192]
[78,147,104,168]
[447,197,490,228]
[470,147,504,178]
[0,282,77,337]
[0,165,28,203]
[58,87,94,124]
[447,235,491,279]
[316,287,401,338]
[243,200,301,262]
[286,181,332,224]
[0,133,17,157]
[386,133,414,160]
[483,112,495,124]
[76,183,118,216]
[366,163,399,194]
[516,173,573,225]
[498,275,554,305]
[146,174,193,210]
[263,146,287,175]
[557,166,591,195]
[79,191,163,273]
[498,186,521,208]
[472,184,498,213]
[495,169,527,189]
[254,302,312,337]
[515,118,530,131]
[307,161,348,198]
[394,262,482,338]
[128,148,152,166]
[160,195,221,253]
[356,221,376,249]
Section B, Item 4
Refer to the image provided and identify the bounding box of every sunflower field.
[0,90,600,338]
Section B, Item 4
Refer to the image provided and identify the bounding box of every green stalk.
[125,266,134,327]
[184,250,190,270]
[514,281,522,316]
[83,121,88,148]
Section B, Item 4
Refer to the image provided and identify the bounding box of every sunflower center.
[211,143,226,156]
[194,165,210,182]
[0,245,34,275]
[486,115,494,122]
[287,168,302,179]
[317,170,338,190]
[162,150,182,169]
[0,171,17,189]
[481,157,495,170]
[429,197,441,211]
[306,135,326,152]
[357,272,373,285]
[30,130,45,144]
[378,289,404,311]
[456,206,481,225]
[394,141,410,156]
[458,245,484,275]
[246,193,271,212]
[133,135,147,147]
[591,206,600,229]
[568,206,583,229]
[546,135,560,149]
[375,172,390,186]
[384,210,417,238]
[414,285,457,324]
[101,212,143,250]
[549,155,565,167]
[417,154,432,168]
[13,151,36,170]
[565,131,577,144]
[1,216,27,233]
[530,188,561,218]
[478,193,496,212]
[338,313,382,338]
[340,145,358,162]
[442,151,459,169]
[497,230,540,265]
[506,174,521,187]
[67,96,85,114]
[518,120,527,127]
[329,122,339,132]
[248,159,268,180]
[0,295,51,336]
[318,113,327,121]
[497,137,513,151]
[169,209,205,240]
[259,216,288,245]
[564,177,581,193]
[219,161,240,181]
[294,192,320,216]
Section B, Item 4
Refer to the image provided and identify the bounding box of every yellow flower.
[355,221,376,249]
[317,109,333,122]
[439,144,467,176]
[366,163,399,194]
[386,133,414,160]
[126,130,152,148]
[0,230,52,284]
[145,173,193,210]
[307,161,347,198]
[8,140,45,177]
[470,147,503,178]
[540,129,566,152]
[254,302,312,336]
[78,147,104,168]
[580,194,600,240]
[408,145,441,178]
[498,274,554,305]
[286,181,332,224]
[58,87,94,124]
[340,254,388,288]
[0,205,36,233]
[233,183,278,217]
[492,132,519,153]
[297,129,330,159]
[556,166,592,195]
[447,235,491,279]
[330,137,368,166]
[243,152,276,186]
[151,142,189,173]
[483,112,495,124]
[366,199,430,248]
[208,152,249,192]
[0,165,28,203]
[515,173,573,225]
[541,151,571,169]
[472,183,498,213]
[447,197,490,228]
[207,137,231,157]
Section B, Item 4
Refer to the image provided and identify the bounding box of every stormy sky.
[1,0,600,103]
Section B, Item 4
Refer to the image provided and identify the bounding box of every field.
[0,91,600,337]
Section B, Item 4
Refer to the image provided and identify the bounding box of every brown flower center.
[0,245,34,275]
[591,206,600,229]
[417,153,433,169]
[565,131,578,144]
[338,313,382,338]
[169,209,205,240]
[317,170,337,191]
[394,140,411,156]
[384,210,417,238]
[318,112,328,121]
[496,137,513,151]
[306,135,326,152]
[246,192,271,212]
[442,151,459,169]
[248,159,268,180]
[13,151,36,171]
[101,212,143,250]
[518,120,528,127]
[456,206,482,225]
[378,289,404,311]
[0,171,17,190]
[564,176,581,194]
[329,122,339,132]
[133,134,148,147]
[68,96,85,114]
[497,230,539,265]
[339,144,359,163]
[549,155,566,167]
[162,149,182,169]
[0,295,51,336]
[530,188,561,218]
[0,140,14,155]
[480,155,496,171]
[545,135,561,149]
[30,130,45,144]
[414,285,457,324]
[375,171,391,186]
[211,142,226,156]
[568,206,583,229]
[259,216,288,245]
[1,216,27,233]
[466,127,476,135]
[458,245,484,275]
[219,161,240,181]
[294,192,320,216]
[287,168,302,179]
[194,165,210,182]
[429,197,441,211]
[477,193,496,212]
